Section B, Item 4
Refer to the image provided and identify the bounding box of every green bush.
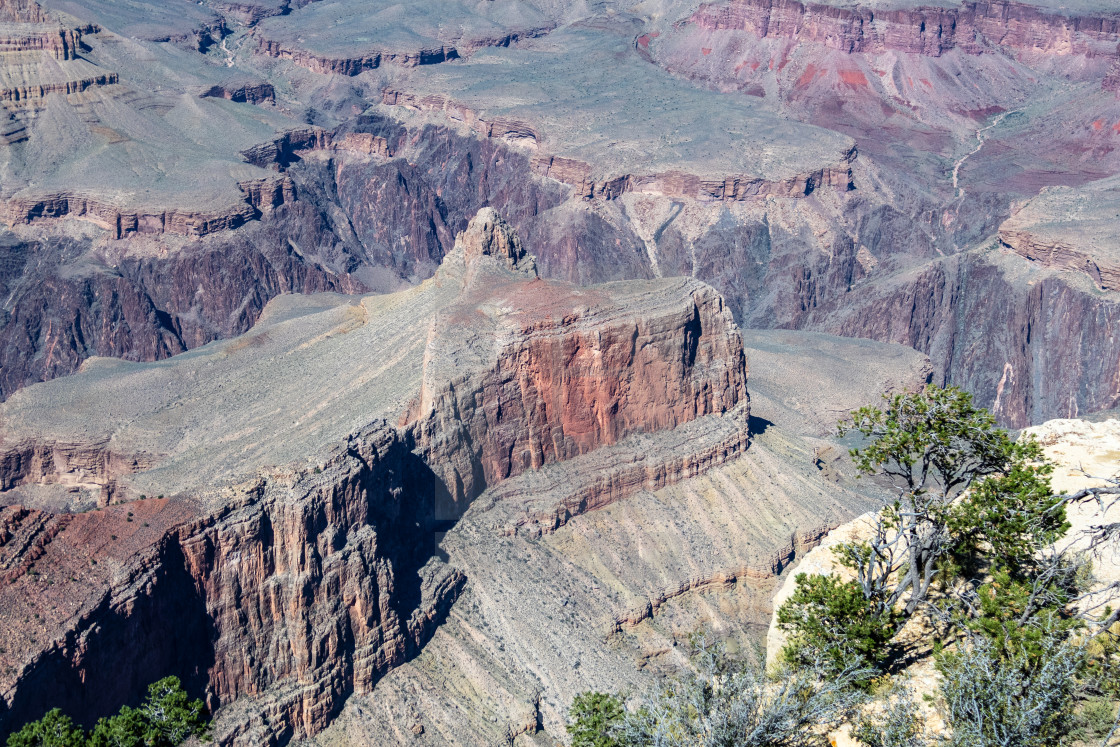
[7,677,209,747]
[777,573,898,682]
[566,692,625,747]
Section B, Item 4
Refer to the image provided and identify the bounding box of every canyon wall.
[381,88,856,201]
[406,212,749,513]
[0,424,462,745]
[0,210,757,744]
[690,0,1120,57]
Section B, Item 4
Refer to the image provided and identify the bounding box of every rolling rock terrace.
[0,0,1113,743]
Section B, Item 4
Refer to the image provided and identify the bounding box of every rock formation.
[0,210,770,745]
[690,0,1120,58]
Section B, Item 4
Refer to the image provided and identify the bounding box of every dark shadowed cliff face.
[0,424,459,746]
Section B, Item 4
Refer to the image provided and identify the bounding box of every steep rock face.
[200,81,276,105]
[407,213,749,513]
[0,424,462,746]
[0,205,358,399]
[691,0,1120,58]
[999,229,1120,291]
[257,37,461,75]
[804,249,1120,426]
[0,209,757,744]
[0,26,81,59]
[0,179,295,239]
[0,0,46,23]
[251,2,553,76]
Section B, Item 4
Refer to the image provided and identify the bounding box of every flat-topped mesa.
[381,89,856,200]
[407,210,749,517]
[529,157,856,200]
[997,178,1120,292]
[256,38,460,75]
[999,229,1120,292]
[251,3,553,77]
[1,175,295,238]
[691,0,1120,58]
[0,26,82,60]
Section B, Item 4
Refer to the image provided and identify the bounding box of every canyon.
[0,0,1116,742]
[0,209,930,744]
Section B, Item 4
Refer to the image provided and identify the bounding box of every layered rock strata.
[316,422,882,746]
[997,178,1120,292]
[405,210,748,513]
[1,175,295,239]
[0,210,753,744]
[257,38,461,75]
[690,0,1120,58]
[999,229,1120,291]
[0,424,462,746]
[381,88,856,201]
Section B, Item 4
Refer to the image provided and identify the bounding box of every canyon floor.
[0,0,1117,743]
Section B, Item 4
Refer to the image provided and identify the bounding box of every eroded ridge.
[0,209,756,745]
[691,0,1120,58]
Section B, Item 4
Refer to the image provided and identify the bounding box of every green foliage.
[947,463,1067,574]
[6,710,86,747]
[777,573,898,682]
[7,677,209,747]
[87,708,148,747]
[566,692,625,747]
[840,385,1036,498]
[1069,696,1119,743]
[139,678,209,746]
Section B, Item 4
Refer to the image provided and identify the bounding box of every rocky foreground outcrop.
[763,414,1120,745]
[0,210,755,744]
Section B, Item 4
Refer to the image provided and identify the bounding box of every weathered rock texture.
[0,210,759,745]
[316,421,881,746]
[252,0,553,76]
[0,425,461,746]
[408,213,748,512]
[998,176,1120,292]
[691,0,1120,58]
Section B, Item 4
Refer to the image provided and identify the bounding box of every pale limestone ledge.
[764,417,1120,746]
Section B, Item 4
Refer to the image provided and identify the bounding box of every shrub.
[6,710,85,747]
[566,692,625,747]
[777,573,898,682]
[937,633,1081,747]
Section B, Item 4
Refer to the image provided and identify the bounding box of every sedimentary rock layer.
[1,175,294,239]
[381,88,856,200]
[0,423,463,746]
[407,212,749,511]
[0,210,755,744]
[0,25,81,59]
[690,0,1120,58]
[1000,229,1120,291]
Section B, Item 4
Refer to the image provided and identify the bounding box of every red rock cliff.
[406,210,749,514]
[0,424,461,746]
[691,0,1120,58]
